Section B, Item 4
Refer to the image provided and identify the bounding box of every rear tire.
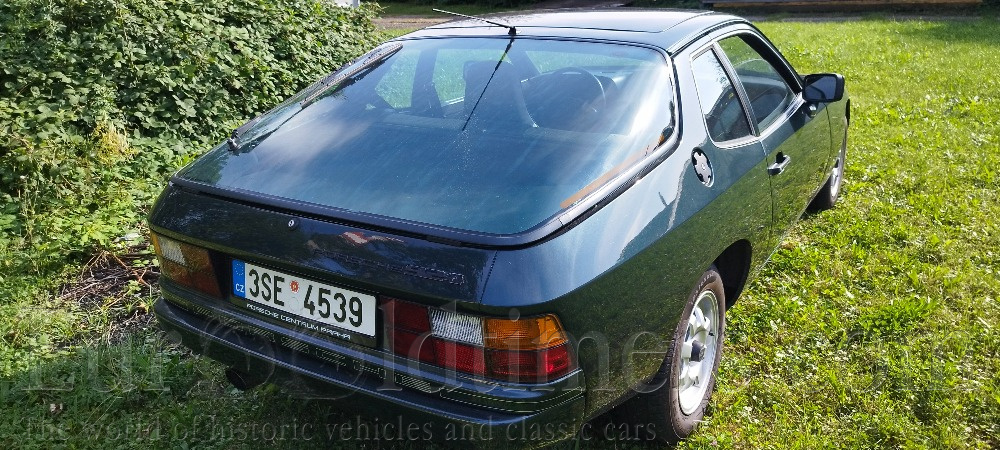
[619,267,726,441]
[809,131,847,211]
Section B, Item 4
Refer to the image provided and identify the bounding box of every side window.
[692,49,752,143]
[718,35,795,130]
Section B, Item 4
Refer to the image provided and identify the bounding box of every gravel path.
[374,4,982,30]
[374,0,625,30]
[374,16,448,30]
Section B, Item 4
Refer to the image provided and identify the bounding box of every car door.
[686,44,774,267]
[715,33,833,235]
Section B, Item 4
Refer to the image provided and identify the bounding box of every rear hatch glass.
[177,38,674,235]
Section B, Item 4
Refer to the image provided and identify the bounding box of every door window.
[691,49,752,143]
[718,35,795,130]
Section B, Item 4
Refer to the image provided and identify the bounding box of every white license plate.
[231,260,376,337]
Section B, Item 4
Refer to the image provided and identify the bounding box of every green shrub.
[392,0,539,8]
[1,0,382,141]
[0,0,383,270]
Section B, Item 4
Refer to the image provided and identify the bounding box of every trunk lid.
[150,185,497,307]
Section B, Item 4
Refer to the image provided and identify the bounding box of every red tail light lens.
[152,234,221,298]
[488,345,573,382]
[432,340,486,376]
[382,298,575,383]
[383,298,435,363]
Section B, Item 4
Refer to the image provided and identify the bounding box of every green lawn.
[685,18,1000,448]
[2,16,999,449]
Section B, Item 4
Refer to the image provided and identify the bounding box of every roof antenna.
[433,9,516,36]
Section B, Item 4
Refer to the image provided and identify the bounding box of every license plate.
[231,260,376,338]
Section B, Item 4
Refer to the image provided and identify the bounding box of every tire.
[617,267,726,442]
[809,130,848,211]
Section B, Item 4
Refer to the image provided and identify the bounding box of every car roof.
[404,9,749,53]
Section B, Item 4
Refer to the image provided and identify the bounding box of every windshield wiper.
[300,42,404,108]
[433,9,516,36]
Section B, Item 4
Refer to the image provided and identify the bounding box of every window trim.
[715,33,798,133]
[714,30,803,93]
[689,44,758,148]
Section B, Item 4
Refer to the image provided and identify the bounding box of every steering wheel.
[552,67,606,118]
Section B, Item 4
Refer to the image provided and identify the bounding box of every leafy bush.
[392,0,540,8]
[1,0,381,141]
[0,0,383,270]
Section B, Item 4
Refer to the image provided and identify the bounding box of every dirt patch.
[59,242,160,344]
[374,0,626,30]
[375,15,450,30]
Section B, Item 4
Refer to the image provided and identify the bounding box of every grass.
[680,18,1000,448]
[2,14,1000,450]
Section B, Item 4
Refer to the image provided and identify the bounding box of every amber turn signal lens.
[484,315,568,351]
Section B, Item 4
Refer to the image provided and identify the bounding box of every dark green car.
[150,9,848,445]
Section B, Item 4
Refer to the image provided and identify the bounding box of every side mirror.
[802,73,845,103]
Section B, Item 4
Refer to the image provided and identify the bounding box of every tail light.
[383,298,574,383]
[152,234,222,298]
[485,316,572,380]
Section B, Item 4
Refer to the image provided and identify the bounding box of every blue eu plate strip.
[232,260,246,298]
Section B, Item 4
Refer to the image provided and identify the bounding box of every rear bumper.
[154,293,586,445]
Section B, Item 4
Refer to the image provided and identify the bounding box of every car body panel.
[483,144,775,416]
[764,101,834,231]
[154,296,586,436]
[428,10,716,34]
[150,186,496,306]
[411,9,746,56]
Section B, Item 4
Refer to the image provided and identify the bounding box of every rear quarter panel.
[482,62,776,414]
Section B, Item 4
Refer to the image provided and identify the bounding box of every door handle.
[768,153,791,175]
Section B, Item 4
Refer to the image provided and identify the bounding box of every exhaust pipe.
[225,367,265,391]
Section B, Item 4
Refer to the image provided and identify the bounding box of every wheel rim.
[677,290,720,415]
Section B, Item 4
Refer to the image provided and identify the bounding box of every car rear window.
[177,38,674,235]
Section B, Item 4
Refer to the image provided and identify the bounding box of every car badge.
[287,218,299,230]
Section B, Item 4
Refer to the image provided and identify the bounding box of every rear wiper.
[460,29,517,132]
[226,43,403,153]
[227,112,267,152]
[433,9,516,36]
[300,42,404,108]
